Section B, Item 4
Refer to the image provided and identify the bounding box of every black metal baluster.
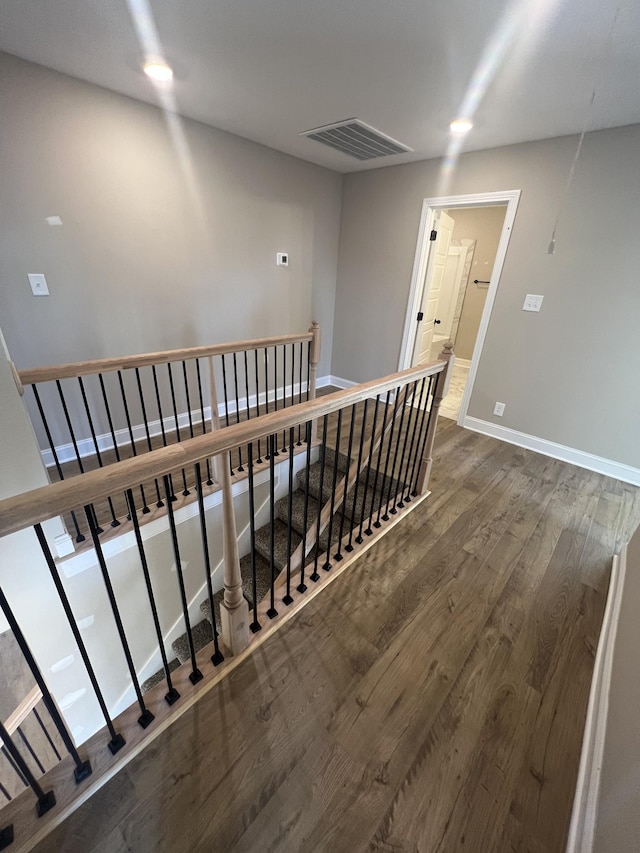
[310,414,329,580]
[334,404,357,561]
[0,596,86,777]
[246,442,261,633]
[401,378,428,504]
[31,384,83,542]
[375,388,402,527]
[232,353,244,471]
[2,746,27,787]
[356,395,381,543]
[16,727,45,775]
[85,507,154,729]
[167,363,190,494]
[283,427,296,605]
[32,708,62,762]
[264,349,271,459]
[408,376,435,498]
[125,489,180,705]
[411,377,438,497]
[394,382,420,511]
[366,391,391,535]
[78,377,120,526]
[33,525,125,754]
[267,434,278,618]
[297,342,303,445]
[117,370,150,512]
[0,781,11,803]
[194,464,224,665]
[195,360,214,486]
[272,347,279,457]
[323,409,343,571]
[56,379,103,533]
[281,344,287,452]
[0,721,55,817]
[243,350,252,472]
[253,350,263,464]
[163,476,203,684]
[135,368,163,508]
[297,421,313,592]
[289,343,296,448]
[345,400,369,553]
[385,385,412,519]
[151,365,177,501]
[221,354,235,475]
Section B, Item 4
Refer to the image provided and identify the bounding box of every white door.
[438,245,468,339]
[412,210,454,366]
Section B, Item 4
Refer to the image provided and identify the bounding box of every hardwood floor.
[31,421,640,853]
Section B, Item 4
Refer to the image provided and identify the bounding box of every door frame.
[398,189,521,425]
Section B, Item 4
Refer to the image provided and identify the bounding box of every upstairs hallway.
[31,420,640,853]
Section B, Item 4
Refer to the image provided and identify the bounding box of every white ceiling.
[0,0,638,174]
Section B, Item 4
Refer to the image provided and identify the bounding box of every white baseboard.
[566,547,628,853]
[462,416,640,486]
[318,374,358,390]
[454,357,471,369]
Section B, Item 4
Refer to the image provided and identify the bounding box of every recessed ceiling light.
[143,60,174,83]
[450,119,473,134]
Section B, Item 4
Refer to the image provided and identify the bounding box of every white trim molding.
[566,547,628,853]
[463,416,640,486]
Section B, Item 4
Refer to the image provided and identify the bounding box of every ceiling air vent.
[300,119,412,161]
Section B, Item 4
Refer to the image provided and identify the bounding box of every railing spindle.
[78,377,120,526]
[151,365,177,502]
[384,385,411,520]
[0,721,55,817]
[283,427,296,604]
[297,341,304,445]
[334,404,357,562]
[267,435,278,618]
[297,421,313,592]
[117,370,150,513]
[32,708,62,762]
[247,443,261,633]
[356,395,380,543]
[281,344,287,453]
[392,381,420,512]
[253,349,263,464]
[399,378,427,505]
[345,400,369,553]
[31,384,84,542]
[407,376,434,499]
[375,388,402,527]
[167,363,190,495]
[323,409,343,570]
[232,353,244,471]
[85,507,155,728]
[194,463,224,665]
[16,727,45,776]
[366,390,391,536]
[125,489,180,705]
[162,476,203,684]
[195,360,214,486]
[310,414,329,580]
[134,368,163,508]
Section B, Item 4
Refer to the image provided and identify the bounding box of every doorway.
[399,190,520,424]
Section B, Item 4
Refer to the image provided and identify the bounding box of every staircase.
[142,446,404,689]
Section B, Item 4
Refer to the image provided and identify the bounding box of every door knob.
[434,319,441,325]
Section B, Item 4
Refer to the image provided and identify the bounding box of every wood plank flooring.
[31,420,640,853]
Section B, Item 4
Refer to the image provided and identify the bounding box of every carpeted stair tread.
[254,518,302,571]
[171,618,213,664]
[200,589,225,630]
[275,489,320,537]
[141,657,180,695]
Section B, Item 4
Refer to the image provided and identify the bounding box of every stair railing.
[14,325,320,548]
[0,346,453,851]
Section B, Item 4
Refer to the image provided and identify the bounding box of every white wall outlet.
[522,294,544,312]
[493,401,506,416]
[276,252,289,267]
[28,273,49,296]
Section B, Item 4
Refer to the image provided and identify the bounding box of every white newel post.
[416,342,455,495]
[208,357,249,655]
[308,321,321,441]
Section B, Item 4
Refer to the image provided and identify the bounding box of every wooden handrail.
[0,686,42,746]
[0,360,446,539]
[17,331,314,385]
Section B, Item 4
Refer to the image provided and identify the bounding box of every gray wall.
[332,125,640,469]
[0,52,342,378]
[447,205,506,361]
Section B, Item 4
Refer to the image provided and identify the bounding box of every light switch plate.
[28,273,50,296]
[523,294,543,312]
[276,253,289,267]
